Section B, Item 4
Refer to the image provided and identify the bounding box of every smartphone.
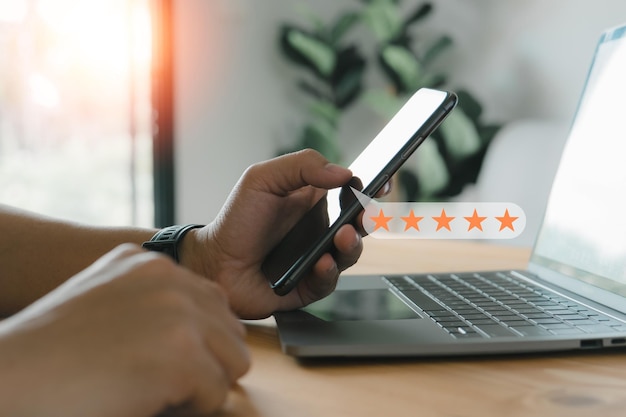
[263,88,458,296]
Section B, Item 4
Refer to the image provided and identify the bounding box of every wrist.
[176,226,219,281]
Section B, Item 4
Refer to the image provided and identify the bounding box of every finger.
[338,175,390,206]
[295,252,340,306]
[332,224,362,271]
[197,308,250,384]
[287,224,362,308]
[353,210,368,237]
[178,271,246,336]
[247,149,352,195]
[174,273,249,352]
[174,351,232,416]
[339,177,363,211]
[175,273,250,381]
[338,176,390,237]
[375,177,392,198]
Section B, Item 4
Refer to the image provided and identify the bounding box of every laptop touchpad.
[301,289,420,321]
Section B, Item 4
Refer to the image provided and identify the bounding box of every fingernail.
[350,230,362,249]
[324,163,348,175]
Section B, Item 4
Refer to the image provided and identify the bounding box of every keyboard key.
[454,309,481,316]
[445,326,474,335]
[436,318,466,326]
[400,290,443,311]
[568,319,602,326]
[468,318,498,325]
[540,309,574,315]
[595,317,623,324]
[542,323,575,330]
[461,313,491,321]
[453,332,484,339]
[532,318,563,325]
[427,309,456,317]
[553,313,587,321]
[522,312,552,319]
[492,314,519,321]
[386,277,412,289]
[500,320,530,327]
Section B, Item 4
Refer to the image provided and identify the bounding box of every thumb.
[249,149,352,195]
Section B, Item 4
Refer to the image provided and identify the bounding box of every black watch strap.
[141,224,204,263]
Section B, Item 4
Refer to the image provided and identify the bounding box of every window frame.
[151,0,175,227]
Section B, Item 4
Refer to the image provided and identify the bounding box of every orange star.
[401,209,424,231]
[370,209,393,231]
[496,209,518,231]
[464,209,487,231]
[433,209,455,231]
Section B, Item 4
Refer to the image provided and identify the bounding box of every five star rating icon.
[351,188,525,240]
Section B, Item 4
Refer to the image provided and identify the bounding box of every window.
[0,0,154,227]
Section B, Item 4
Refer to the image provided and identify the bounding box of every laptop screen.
[531,25,626,297]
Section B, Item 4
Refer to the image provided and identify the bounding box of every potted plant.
[278,0,500,201]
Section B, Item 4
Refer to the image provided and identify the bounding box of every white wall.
[174,0,350,222]
[174,0,626,223]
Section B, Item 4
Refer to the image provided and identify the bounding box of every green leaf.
[456,89,483,121]
[417,73,447,89]
[421,35,452,66]
[381,45,421,91]
[286,30,336,77]
[403,3,433,28]
[362,0,402,43]
[412,137,449,196]
[363,90,405,119]
[308,101,339,126]
[293,2,327,35]
[296,80,328,101]
[329,12,361,45]
[301,119,341,163]
[438,109,482,160]
[477,124,501,145]
[334,67,365,108]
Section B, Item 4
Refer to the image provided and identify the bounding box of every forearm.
[0,204,156,315]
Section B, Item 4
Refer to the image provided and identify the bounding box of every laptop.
[273,23,626,357]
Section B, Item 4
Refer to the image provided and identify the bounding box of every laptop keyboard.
[385,272,626,339]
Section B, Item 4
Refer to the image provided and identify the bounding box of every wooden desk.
[222,240,626,417]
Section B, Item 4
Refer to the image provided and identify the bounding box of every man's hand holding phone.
[182,88,455,318]
[263,88,457,296]
[182,149,367,319]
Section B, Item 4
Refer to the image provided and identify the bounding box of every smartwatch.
[141,224,204,263]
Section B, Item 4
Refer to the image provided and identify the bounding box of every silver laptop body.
[274,24,626,357]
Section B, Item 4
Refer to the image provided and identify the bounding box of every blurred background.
[0,0,153,226]
[3,0,626,246]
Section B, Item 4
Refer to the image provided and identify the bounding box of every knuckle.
[162,319,206,361]
[295,147,323,160]
[204,373,231,412]
[136,252,178,278]
[234,348,252,378]
[153,287,196,315]
[111,243,143,258]
[241,161,264,181]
